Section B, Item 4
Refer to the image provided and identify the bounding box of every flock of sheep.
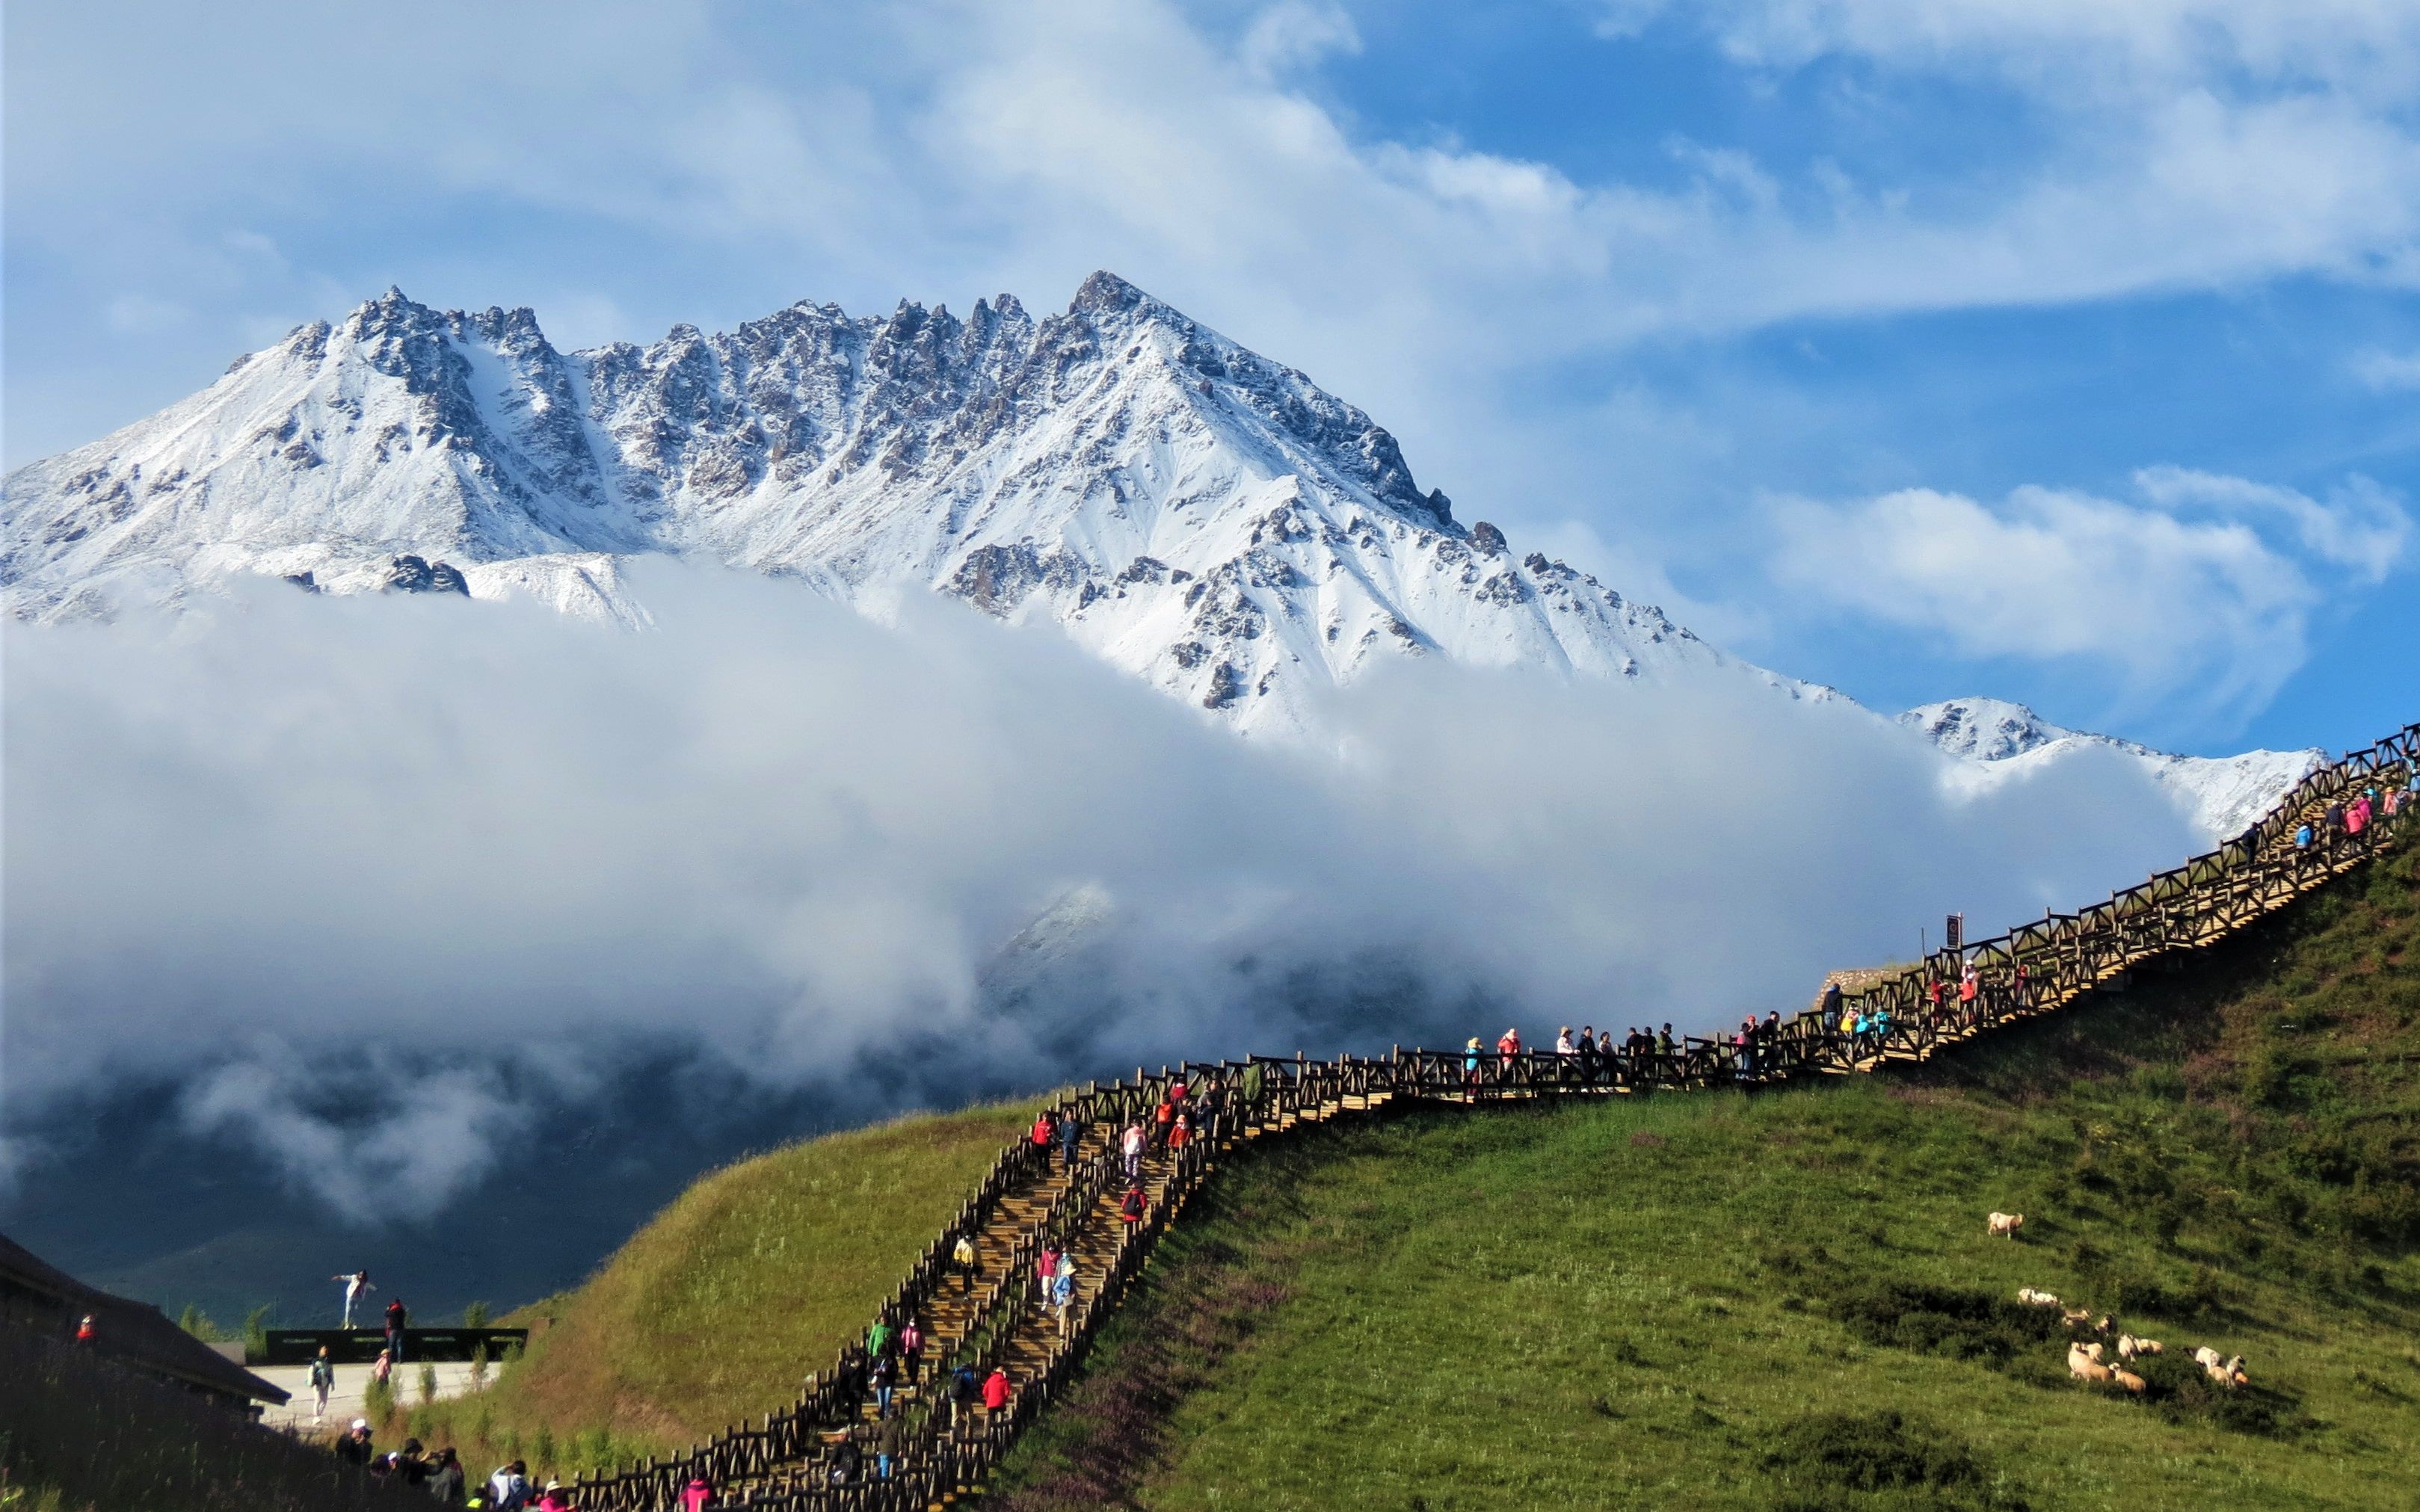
[1991,1214,2251,1396]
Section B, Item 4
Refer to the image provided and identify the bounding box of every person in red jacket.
[1029,1110,1055,1152]
[1496,1027,1521,1067]
[1119,1184,1145,1224]
[982,1367,1010,1416]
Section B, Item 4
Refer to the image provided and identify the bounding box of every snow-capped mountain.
[1,272,2318,832]
[1,271,1799,738]
[1901,697,2323,840]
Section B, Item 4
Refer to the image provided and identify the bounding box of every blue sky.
[8,0,2419,757]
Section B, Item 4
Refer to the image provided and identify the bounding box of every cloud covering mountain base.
[4,564,2208,1220]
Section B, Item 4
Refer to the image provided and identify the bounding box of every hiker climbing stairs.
[565,722,2419,1512]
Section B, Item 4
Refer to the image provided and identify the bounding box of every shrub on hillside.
[2128,1353,2303,1437]
[1760,1408,2025,1511]
[1830,1283,2062,1370]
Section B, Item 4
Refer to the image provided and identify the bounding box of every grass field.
[990,845,2420,1511]
[395,1099,1034,1475]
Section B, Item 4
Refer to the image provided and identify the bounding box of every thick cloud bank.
[4,566,2204,1218]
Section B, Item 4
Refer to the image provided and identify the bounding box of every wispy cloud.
[1767,469,2410,724]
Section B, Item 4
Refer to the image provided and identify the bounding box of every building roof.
[0,1230,290,1404]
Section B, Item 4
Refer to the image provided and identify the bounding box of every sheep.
[2199,1353,2249,1388]
[2121,1336,2163,1357]
[2075,1341,2105,1361]
[2190,1345,2224,1370]
[2069,1344,2116,1384]
[2061,1306,2093,1325]
[2111,1365,2148,1395]
[2016,1287,2060,1308]
[1988,1211,2024,1238]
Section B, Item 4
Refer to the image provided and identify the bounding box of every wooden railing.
[566,720,2419,1510]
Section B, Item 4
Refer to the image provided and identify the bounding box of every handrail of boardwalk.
[567,721,2419,1510]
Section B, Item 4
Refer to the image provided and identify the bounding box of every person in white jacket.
[333,1269,374,1328]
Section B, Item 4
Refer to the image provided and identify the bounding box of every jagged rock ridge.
[1,271,1796,736]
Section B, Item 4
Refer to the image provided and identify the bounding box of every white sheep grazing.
[2116,1333,2143,1360]
[2075,1341,2105,1362]
[2224,1355,2249,1388]
[2191,1345,2224,1370]
[2069,1344,2116,1384]
[2111,1366,2148,1395]
[1988,1211,2024,1238]
[2130,1337,2164,1357]
[2061,1306,2093,1325]
[2016,1287,2060,1308]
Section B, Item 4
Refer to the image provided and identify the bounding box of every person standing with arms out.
[334,1270,374,1329]
[310,1345,336,1422]
[385,1296,409,1364]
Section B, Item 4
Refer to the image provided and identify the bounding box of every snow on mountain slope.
[1902,697,2323,841]
[1,271,2308,833]
[1,272,1808,737]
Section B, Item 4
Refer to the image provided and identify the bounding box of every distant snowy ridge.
[1,273,2310,836]
[1900,697,2323,841]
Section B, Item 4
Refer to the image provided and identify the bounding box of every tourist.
[1053,1265,1077,1341]
[1496,1025,1521,1069]
[952,1233,980,1295]
[982,1366,1011,1419]
[899,1315,924,1385]
[949,1363,980,1434]
[339,1419,375,1466]
[1059,1113,1083,1171]
[333,1269,375,1330]
[867,1315,893,1362]
[535,1480,572,1511]
[488,1459,531,1510]
[310,1345,336,1422]
[870,1348,896,1419]
[678,1476,713,1512]
[372,1348,393,1386]
[1153,1096,1177,1150]
[1121,1120,1146,1180]
[386,1297,409,1363]
[1030,1108,1056,1158]
[1462,1037,1483,1091]
[1657,1024,1676,1058]
[397,1439,431,1486]
[428,1447,467,1505]
[74,1313,95,1346]
[876,1413,902,1479]
[1169,1112,1192,1151]
[1120,1183,1146,1224]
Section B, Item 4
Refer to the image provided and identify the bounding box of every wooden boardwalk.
[570,722,2420,1511]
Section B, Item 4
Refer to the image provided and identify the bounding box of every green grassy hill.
[401,1100,1033,1475]
[989,843,2420,1511]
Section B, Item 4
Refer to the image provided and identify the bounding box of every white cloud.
[102,294,191,335]
[2351,347,2420,391]
[1769,469,2410,720]
[4,566,2207,1212]
[1239,1,1361,79]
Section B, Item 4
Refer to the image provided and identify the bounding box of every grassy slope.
[992,845,2420,1511]
[405,1100,1032,1472]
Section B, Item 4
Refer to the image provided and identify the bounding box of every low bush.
[1761,1408,2025,1511]
[1831,1282,2063,1369]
